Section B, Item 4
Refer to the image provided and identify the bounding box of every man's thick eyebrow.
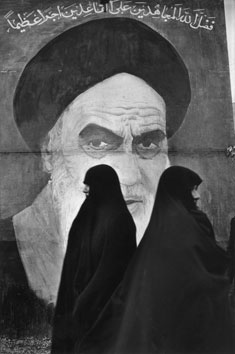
[79,124,165,141]
[133,129,166,140]
[79,124,123,139]
[138,129,166,136]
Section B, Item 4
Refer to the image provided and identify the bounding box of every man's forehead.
[61,102,166,138]
[64,73,166,113]
[82,106,166,134]
[61,73,166,134]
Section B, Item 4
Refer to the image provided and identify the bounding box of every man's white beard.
[121,183,156,244]
[50,160,156,249]
[131,197,155,244]
[50,159,85,252]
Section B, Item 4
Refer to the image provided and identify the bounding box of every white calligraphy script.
[4,1,216,33]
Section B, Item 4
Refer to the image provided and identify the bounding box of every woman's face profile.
[83,184,90,197]
[191,185,200,207]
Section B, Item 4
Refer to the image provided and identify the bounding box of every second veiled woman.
[78,166,232,354]
[51,165,137,354]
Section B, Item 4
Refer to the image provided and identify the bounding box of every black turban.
[13,17,191,151]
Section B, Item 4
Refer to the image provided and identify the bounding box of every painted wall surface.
[224,0,235,103]
[0,0,234,338]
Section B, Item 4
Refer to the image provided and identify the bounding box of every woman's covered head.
[157,166,202,210]
[83,165,124,203]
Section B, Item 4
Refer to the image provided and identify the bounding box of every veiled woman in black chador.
[78,166,233,354]
[51,165,137,354]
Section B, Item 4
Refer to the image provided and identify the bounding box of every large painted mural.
[0,0,234,346]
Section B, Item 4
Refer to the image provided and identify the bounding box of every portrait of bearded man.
[5,18,190,305]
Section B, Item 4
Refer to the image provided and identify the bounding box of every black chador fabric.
[51,165,137,354]
[228,217,235,284]
[78,166,232,354]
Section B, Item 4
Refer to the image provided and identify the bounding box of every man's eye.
[137,141,158,150]
[81,138,115,157]
[87,139,109,150]
[137,136,158,149]
[133,130,166,159]
[135,140,161,158]
[78,124,123,159]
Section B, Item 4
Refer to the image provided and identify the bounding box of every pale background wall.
[224,0,235,118]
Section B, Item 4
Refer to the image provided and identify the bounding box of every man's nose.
[117,152,142,186]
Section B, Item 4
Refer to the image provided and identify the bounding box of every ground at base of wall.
[0,287,234,354]
[0,336,50,354]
